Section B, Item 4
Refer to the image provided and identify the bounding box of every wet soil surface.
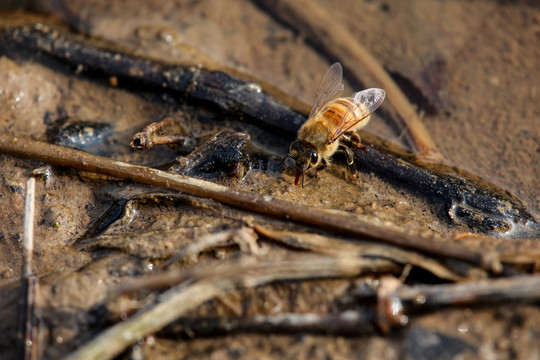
[0,1,539,359]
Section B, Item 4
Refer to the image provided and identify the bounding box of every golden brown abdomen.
[323,98,367,127]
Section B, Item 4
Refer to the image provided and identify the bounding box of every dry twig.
[0,134,500,271]
[376,274,540,332]
[164,226,260,267]
[253,225,475,281]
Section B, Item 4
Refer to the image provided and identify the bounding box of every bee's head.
[281,140,319,187]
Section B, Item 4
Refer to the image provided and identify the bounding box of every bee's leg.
[314,158,328,178]
[338,145,360,185]
[341,146,356,175]
[342,131,367,150]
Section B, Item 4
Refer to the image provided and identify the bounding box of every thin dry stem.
[157,274,540,337]
[376,274,540,331]
[163,226,260,267]
[253,225,476,281]
[22,177,35,278]
[17,177,38,360]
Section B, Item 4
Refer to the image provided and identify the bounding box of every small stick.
[22,178,35,280]
[0,134,499,271]
[65,255,395,360]
[376,274,540,332]
[163,226,260,268]
[253,224,472,281]
[17,177,38,360]
[254,0,443,162]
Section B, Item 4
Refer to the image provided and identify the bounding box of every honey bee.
[282,62,385,187]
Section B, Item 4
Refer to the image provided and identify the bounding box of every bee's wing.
[309,62,345,120]
[329,88,386,143]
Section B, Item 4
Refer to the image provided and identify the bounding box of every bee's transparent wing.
[308,62,345,120]
[329,88,386,142]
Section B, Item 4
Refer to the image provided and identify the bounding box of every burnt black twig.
[353,141,539,239]
[0,23,306,137]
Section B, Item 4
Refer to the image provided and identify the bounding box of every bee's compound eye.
[310,151,318,165]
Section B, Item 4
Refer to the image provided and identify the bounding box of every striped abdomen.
[319,98,371,138]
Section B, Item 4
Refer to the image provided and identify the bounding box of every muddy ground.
[0,0,539,359]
